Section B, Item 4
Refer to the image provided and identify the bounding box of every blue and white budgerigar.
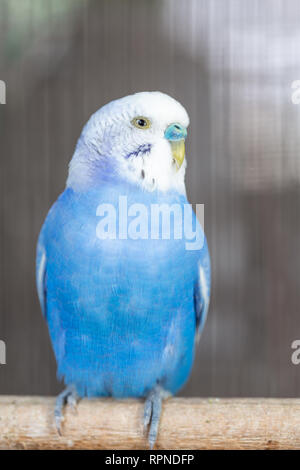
[36,91,210,448]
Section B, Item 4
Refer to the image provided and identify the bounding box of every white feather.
[67,91,189,193]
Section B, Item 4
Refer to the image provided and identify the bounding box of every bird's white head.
[67,91,190,193]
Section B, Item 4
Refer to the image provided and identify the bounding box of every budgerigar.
[36,91,210,448]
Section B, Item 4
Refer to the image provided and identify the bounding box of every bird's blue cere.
[164,122,187,141]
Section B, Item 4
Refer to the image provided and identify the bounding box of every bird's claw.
[54,413,64,435]
[143,385,168,449]
[67,392,78,414]
[54,385,78,435]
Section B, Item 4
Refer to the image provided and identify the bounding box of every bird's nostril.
[174,125,181,130]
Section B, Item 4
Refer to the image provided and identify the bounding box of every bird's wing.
[36,236,47,318]
[194,249,211,341]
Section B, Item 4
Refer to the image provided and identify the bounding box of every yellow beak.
[170,139,185,171]
[164,123,187,171]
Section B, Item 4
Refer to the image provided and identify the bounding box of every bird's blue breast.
[40,182,204,398]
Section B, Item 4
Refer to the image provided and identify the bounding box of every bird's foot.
[143,385,169,449]
[54,385,78,435]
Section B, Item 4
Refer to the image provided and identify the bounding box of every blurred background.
[0,0,300,397]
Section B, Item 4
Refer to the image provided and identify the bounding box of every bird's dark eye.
[132,116,151,130]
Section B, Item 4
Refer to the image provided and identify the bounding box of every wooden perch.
[0,396,300,450]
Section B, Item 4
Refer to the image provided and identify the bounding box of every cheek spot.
[125,143,152,160]
[141,169,145,179]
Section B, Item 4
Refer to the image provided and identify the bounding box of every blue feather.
[36,180,210,398]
